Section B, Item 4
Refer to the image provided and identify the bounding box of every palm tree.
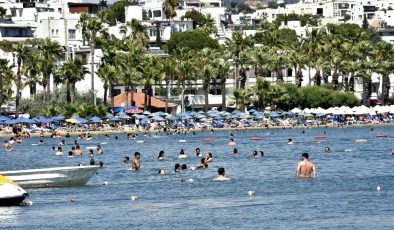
[162,58,177,113]
[56,58,89,104]
[217,59,230,111]
[120,19,149,47]
[0,59,14,112]
[13,43,31,117]
[76,13,90,46]
[24,51,40,100]
[232,89,252,112]
[225,32,253,89]
[163,0,179,33]
[86,17,103,105]
[97,64,116,106]
[289,50,307,87]
[176,60,195,112]
[354,40,375,106]
[37,38,64,103]
[252,77,270,111]
[201,65,216,112]
[141,55,164,112]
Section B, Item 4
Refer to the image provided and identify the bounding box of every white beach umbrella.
[291,108,302,114]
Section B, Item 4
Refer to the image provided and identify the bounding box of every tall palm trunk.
[382,73,390,105]
[362,76,372,106]
[90,40,96,105]
[276,69,284,83]
[66,80,71,104]
[165,79,170,113]
[103,82,108,106]
[124,85,130,110]
[240,68,247,89]
[221,78,226,111]
[204,81,209,112]
[109,81,114,108]
[295,69,303,87]
[314,70,321,86]
[349,73,355,93]
[322,69,330,84]
[15,57,22,118]
[0,75,3,115]
[46,73,51,102]
[235,63,240,90]
[144,85,148,111]
[332,70,339,90]
[29,83,35,100]
[130,85,134,107]
[181,85,185,113]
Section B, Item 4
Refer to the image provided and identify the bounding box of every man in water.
[213,167,230,181]
[296,153,316,178]
[132,152,141,171]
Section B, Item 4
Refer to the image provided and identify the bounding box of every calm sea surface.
[1,126,394,229]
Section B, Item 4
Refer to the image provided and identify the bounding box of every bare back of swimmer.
[296,153,316,178]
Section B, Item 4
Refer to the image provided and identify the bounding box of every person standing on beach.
[132,152,141,171]
[296,153,316,178]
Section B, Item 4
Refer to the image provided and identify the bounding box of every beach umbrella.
[197,111,205,114]
[231,110,241,114]
[38,117,54,123]
[135,114,146,119]
[167,115,179,121]
[77,117,88,124]
[126,108,143,114]
[90,116,103,123]
[291,108,302,114]
[151,116,165,121]
[117,112,131,119]
[269,112,282,118]
[65,118,80,124]
[108,117,121,122]
[315,113,326,117]
[0,116,10,122]
[195,114,207,119]
[143,111,151,115]
[51,115,65,121]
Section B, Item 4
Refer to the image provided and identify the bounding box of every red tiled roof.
[113,92,177,109]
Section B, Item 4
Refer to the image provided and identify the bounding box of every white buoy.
[188,178,193,182]
[248,191,256,196]
[377,186,381,192]
[131,195,139,201]
[86,147,96,150]
[190,167,196,171]
[136,140,144,143]
[179,140,186,142]
[103,181,108,185]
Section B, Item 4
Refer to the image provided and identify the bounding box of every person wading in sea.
[296,153,317,178]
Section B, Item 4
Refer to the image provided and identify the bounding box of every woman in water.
[158,150,165,160]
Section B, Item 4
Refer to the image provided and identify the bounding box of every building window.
[51,29,55,36]
[11,9,17,17]
[68,29,76,39]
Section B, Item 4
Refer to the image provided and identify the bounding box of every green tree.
[97,64,116,107]
[56,58,89,104]
[166,30,220,54]
[0,59,14,112]
[252,78,270,111]
[176,60,196,112]
[37,38,64,103]
[231,89,252,112]
[216,59,230,111]
[13,43,31,117]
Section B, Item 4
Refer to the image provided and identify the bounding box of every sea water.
[1,126,394,229]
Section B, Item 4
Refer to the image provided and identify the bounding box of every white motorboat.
[0,175,28,206]
[0,166,100,189]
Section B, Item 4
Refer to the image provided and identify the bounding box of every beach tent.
[65,118,80,123]
[116,112,131,119]
[291,108,302,114]
[151,116,165,121]
[38,117,54,123]
[51,115,65,121]
[0,116,10,122]
[108,117,121,122]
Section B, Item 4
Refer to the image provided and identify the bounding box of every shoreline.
[1,122,393,139]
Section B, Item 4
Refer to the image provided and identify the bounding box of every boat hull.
[0,166,99,189]
[0,195,27,206]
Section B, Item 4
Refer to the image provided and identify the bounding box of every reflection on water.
[1,126,394,229]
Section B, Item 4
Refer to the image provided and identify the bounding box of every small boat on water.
[0,175,28,206]
[0,165,100,189]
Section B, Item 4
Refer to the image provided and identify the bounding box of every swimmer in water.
[174,163,181,173]
[205,152,213,163]
[181,164,187,170]
[3,140,15,151]
[391,149,394,155]
[96,145,104,154]
[179,149,187,158]
[132,152,141,171]
[58,140,65,146]
[196,158,208,169]
[252,151,258,157]
[123,156,130,163]
[213,167,230,181]
[88,149,94,157]
[56,147,63,156]
[74,145,83,156]
[228,138,237,146]
[259,151,264,157]
[324,147,332,153]
[38,139,44,145]
[233,148,238,155]
[288,138,294,144]
[158,150,165,160]
[195,148,201,157]
[296,152,316,178]
[159,169,165,175]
